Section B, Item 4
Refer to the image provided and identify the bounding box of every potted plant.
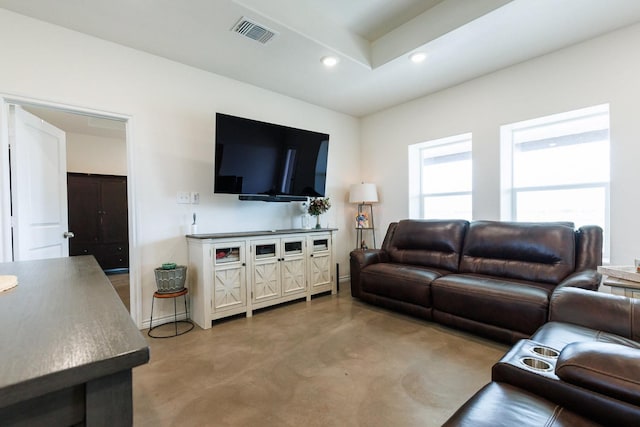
[308,197,331,229]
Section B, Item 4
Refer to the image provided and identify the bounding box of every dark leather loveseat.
[350,219,603,343]
[444,287,640,426]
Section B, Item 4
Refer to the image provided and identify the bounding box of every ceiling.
[2,0,640,117]
[20,105,126,140]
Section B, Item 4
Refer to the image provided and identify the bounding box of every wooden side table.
[597,265,640,298]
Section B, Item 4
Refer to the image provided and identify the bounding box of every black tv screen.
[214,113,329,200]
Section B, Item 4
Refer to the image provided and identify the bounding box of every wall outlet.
[190,192,200,204]
[176,191,190,204]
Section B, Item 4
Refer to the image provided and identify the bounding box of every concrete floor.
[133,285,508,427]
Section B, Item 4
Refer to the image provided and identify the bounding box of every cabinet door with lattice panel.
[213,242,246,312]
[309,234,332,292]
[281,237,306,296]
[252,239,281,303]
[214,267,246,311]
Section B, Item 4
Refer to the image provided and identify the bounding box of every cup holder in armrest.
[520,357,553,372]
[530,346,560,359]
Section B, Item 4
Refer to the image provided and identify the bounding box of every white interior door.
[10,105,70,261]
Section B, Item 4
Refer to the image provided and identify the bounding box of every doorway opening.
[0,97,139,323]
[67,171,130,310]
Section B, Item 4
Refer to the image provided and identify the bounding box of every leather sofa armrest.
[555,269,602,291]
[549,287,640,340]
[575,225,603,271]
[351,248,389,267]
[556,341,640,406]
[349,249,388,298]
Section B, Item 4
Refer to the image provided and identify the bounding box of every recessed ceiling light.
[321,56,339,67]
[409,52,427,63]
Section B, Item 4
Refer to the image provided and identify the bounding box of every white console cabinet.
[187,229,336,329]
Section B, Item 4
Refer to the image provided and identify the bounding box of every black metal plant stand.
[148,288,194,338]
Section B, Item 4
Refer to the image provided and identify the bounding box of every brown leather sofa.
[350,219,603,343]
[444,287,640,426]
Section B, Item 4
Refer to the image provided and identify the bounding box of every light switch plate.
[190,192,200,204]
[176,191,190,204]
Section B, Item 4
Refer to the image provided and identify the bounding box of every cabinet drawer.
[70,245,93,256]
[93,244,129,270]
[100,243,128,254]
[98,253,129,270]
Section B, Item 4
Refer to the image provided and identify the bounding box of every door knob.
[63,231,75,239]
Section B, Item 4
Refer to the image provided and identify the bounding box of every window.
[501,104,610,258]
[409,133,472,220]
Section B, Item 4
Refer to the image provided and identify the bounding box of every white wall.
[361,22,640,265]
[0,9,360,325]
[67,133,127,175]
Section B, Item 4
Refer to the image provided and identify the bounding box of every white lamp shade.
[349,183,378,203]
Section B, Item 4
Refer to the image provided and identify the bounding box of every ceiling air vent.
[232,17,277,44]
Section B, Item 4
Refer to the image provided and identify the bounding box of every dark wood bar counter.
[0,256,149,426]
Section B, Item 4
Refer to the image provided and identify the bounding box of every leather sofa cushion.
[432,274,552,336]
[530,321,640,352]
[442,382,600,427]
[361,263,446,307]
[549,287,640,342]
[387,219,468,272]
[556,342,640,407]
[459,221,575,284]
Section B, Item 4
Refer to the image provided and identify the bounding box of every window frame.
[408,133,472,220]
[500,104,610,260]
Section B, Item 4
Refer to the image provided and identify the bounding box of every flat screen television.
[214,113,329,201]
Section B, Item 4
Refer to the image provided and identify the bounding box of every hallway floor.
[133,286,507,426]
[107,272,129,311]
